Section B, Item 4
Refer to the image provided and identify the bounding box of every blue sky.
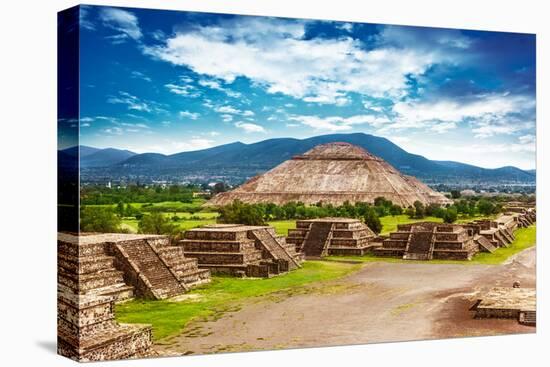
[75,5,536,169]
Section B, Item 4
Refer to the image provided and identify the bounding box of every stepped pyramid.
[208,142,451,207]
[178,224,303,277]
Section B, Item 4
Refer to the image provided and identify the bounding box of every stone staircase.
[499,228,514,245]
[301,222,333,258]
[474,235,497,253]
[113,240,186,300]
[494,230,510,247]
[153,242,211,288]
[519,310,536,326]
[403,227,436,260]
[57,234,134,302]
[251,228,301,270]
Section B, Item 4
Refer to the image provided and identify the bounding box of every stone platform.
[373,222,479,260]
[58,233,210,301]
[178,224,302,277]
[473,287,536,326]
[57,291,153,362]
[286,218,376,257]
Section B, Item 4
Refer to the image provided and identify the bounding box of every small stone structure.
[57,291,153,362]
[466,209,535,248]
[286,218,376,257]
[473,287,536,326]
[178,224,303,277]
[58,232,211,361]
[373,210,536,261]
[58,233,210,301]
[373,222,480,260]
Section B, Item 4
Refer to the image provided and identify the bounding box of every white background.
[0,0,547,366]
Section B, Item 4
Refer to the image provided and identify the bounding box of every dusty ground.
[158,248,536,355]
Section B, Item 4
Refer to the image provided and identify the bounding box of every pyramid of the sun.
[208,142,451,207]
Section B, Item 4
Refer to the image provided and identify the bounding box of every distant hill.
[75,133,536,184]
[61,146,136,167]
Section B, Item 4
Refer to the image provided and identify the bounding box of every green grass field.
[379,215,442,235]
[325,224,536,265]
[116,260,361,341]
[88,198,207,212]
[268,220,297,236]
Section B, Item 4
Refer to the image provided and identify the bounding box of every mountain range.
[64,133,535,185]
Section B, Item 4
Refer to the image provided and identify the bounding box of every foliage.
[413,201,425,218]
[138,212,179,235]
[81,184,197,205]
[80,206,122,232]
[364,207,382,234]
[218,200,266,225]
[442,207,458,223]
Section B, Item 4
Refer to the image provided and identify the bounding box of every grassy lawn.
[379,215,442,235]
[268,220,297,236]
[325,224,536,265]
[87,199,208,212]
[116,260,361,341]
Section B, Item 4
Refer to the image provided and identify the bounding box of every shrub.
[364,207,382,234]
[139,213,178,235]
[80,206,122,233]
[413,201,425,219]
[442,208,458,223]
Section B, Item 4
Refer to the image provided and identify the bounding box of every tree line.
[80,196,507,236]
[80,184,197,205]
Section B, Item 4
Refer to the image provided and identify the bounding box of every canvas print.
[57,5,536,362]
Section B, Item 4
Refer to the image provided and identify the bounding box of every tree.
[212,182,229,194]
[80,206,122,233]
[389,204,403,216]
[477,199,495,216]
[450,190,461,199]
[442,208,458,223]
[413,201,425,219]
[364,207,382,234]
[138,212,178,235]
[217,200,266,226]
[115,201,125,217]
[405,206,415,218]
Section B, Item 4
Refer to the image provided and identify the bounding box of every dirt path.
[158,248,536,355]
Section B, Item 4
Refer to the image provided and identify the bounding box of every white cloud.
[337,23,354,32]
[221,114,233,122]
[431,122,457,134]
[472,125,521,138]
[179,111,200,120]
[99,8,142,41]
[198,78,242,98]
[107,91,151,112]
[79,6,96,31]
[383,93,535,136]
[129,138,215,154]
[143,18,441,104]
[214,105,254,117]
[215,105,241,114]
[289,114,390,132]
[131,71,152,82]
[519,134,535,144]
[234,121,266,133]
[102,126,123,135]
[165,83,200,97]
[393,93,531,124]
